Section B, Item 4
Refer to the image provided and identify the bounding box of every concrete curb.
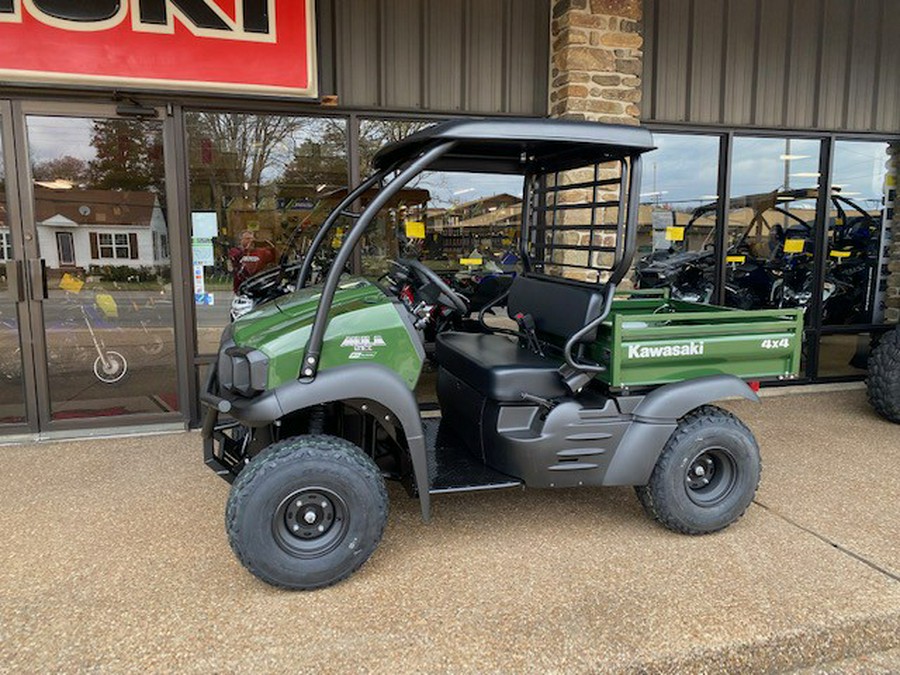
[630,612,900,674]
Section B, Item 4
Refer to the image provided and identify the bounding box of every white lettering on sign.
[626,341,705,360]
[0,0,275,42]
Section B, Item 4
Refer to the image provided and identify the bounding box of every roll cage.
[294,118,656,382]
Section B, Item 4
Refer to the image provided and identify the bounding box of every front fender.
[228,363,432,522]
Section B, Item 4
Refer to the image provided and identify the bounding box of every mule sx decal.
[341,335,386,360]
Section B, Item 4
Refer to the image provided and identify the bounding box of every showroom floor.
[1,388,898,673]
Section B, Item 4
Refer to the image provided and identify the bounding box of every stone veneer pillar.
[549,0,643,124]
[547,0,643,282]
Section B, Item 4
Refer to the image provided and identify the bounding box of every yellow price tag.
[665,226,685,242]
[459,257,483,266]
[830,250,851,259]
[59,273,84,293]
[726,255,746,264]
[405,221,425,239]
[783,239,805,254]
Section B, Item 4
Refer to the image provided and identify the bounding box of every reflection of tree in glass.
[189,113,318,207]
[274,119,351,260]
[188,112,312,272]
[88,119,164,193]
[359,119,434,175]
[188,113,352,276]
[32,155,89,185]
[279,118,348,196]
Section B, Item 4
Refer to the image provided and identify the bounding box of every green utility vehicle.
[202,119,803,590]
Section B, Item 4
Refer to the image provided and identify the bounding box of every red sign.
[0,1,318,98]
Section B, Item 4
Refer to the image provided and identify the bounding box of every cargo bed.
[590,291,803,389]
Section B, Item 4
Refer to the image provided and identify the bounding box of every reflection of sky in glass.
[413,171,523,208]
[833,141,889,205]
[731,137,821,196]
[27,116,96,164]
[641,133,720,207]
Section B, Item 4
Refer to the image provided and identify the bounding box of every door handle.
[5,260,26,302]
[26,259,47,301]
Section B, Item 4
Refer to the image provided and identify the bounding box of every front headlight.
[218,345,269,397]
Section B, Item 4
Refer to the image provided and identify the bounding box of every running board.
[423,418,523,495]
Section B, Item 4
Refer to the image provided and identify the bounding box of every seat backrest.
[506,275,606,343]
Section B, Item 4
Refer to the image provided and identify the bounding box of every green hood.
[231,277,424,390]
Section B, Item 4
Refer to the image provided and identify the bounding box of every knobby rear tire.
[635,405,761,535]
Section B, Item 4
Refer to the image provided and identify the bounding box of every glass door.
[10,102,182,431]
[0,101,37,431]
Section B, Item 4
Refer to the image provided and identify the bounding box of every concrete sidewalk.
[1,389,899,673]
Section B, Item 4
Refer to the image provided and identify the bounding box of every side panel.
[480,395,631,489]
[232,280,424,390]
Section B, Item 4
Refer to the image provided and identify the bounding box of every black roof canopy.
[372,118,656,175]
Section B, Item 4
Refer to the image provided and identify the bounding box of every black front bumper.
[200,367,248,483]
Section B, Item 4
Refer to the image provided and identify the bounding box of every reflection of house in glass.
[425,193,522,261]
[33,187,169,275]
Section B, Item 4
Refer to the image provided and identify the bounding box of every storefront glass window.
[632,133,721,302]
[817,140,895,377]
[727,137,821,312]
[823,141,892,326]
[186,112,349,354]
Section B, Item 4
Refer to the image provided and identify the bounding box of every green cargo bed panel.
[590,297,804,389]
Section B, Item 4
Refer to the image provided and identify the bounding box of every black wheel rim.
[684,447,737,506]
[273,487,349,558]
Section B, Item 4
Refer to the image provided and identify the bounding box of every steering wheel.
[238,260,303,301]
[396,259,469,314]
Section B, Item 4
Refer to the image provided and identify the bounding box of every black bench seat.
[435,332,566,402]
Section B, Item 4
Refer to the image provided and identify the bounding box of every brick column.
[885,144,900,324]
[549,0,643,124]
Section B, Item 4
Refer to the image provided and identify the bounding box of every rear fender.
[603,375,759,486]
[231,363,432,522]
[630,374,759,423]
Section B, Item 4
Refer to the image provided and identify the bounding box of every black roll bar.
[300,141,457,380]
[296,170,388,289]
